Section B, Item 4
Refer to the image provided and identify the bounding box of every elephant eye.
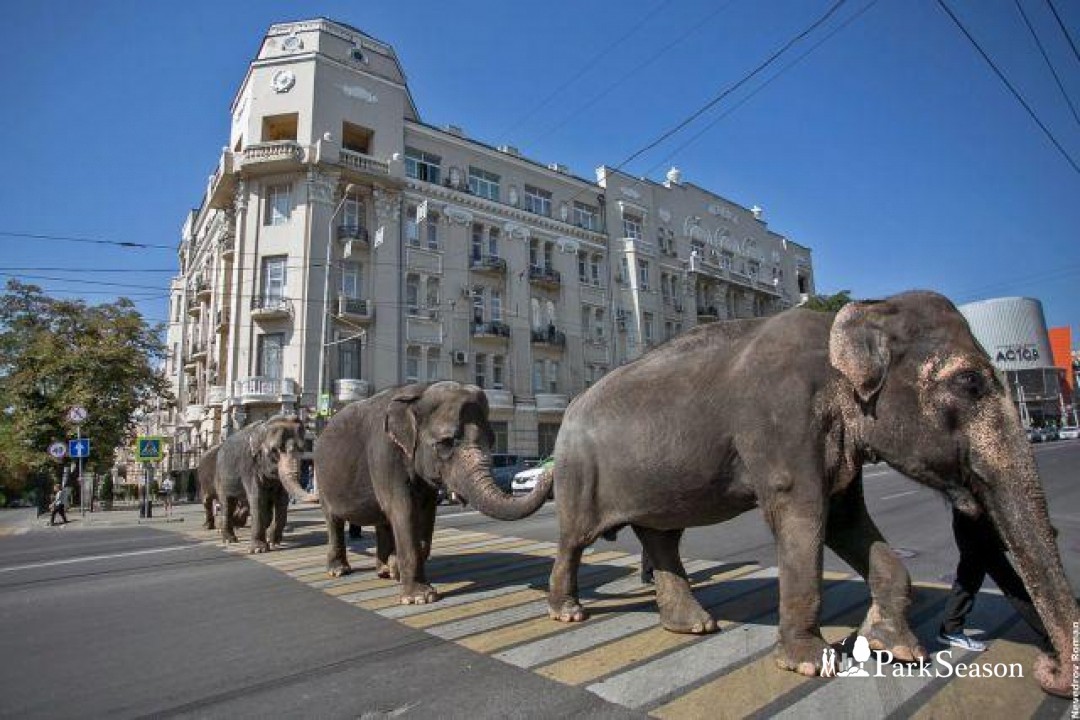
[950,370,987,400]
[435,437,457,460]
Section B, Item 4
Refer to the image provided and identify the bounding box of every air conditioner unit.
[451,350,468,365]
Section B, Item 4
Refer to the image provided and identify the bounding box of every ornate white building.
[161,18,815,477]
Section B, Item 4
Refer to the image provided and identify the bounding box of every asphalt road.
[0,440,1076,719]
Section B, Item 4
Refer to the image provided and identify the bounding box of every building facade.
[958,296,1070,427]
[159,18,815,475]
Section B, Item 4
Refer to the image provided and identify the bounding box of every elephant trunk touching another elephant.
[445,446,553,520]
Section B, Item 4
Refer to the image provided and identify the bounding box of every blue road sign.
[136,436,164,462]
[68,438,90,458]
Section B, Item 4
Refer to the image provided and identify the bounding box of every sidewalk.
[0,501,202,535]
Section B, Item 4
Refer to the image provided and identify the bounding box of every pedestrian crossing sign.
[136,436,165,462]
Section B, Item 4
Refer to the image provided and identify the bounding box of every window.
[342,196,364,231]
[637,259,650,290]
[660,272,670,302]
[261,256,287,302]
[404,147,442,184]
[538,423,560,457]
[405,346,421,382]
[591,254,602,286]
[491,289,502,322]
[620,257,630,284]
[265,184,291,226]
[492,355,505,389]
[426,212,440,250]
[257,333,284,379]
[468,167,500,201]
[406,274,420,314]
[471,223,484,261]
[532,360,544,393]
[426,278,440,312]
[491,421,509,453]
[426,347,441,381]
[341,262,361,299]
[544,243,555,271]
[529,239,540,268]
[581,307,591,342]
[643,312,654,345]
[524,185,552,216]
[622,214,642,240]
[472,286,485,324]
[338,336,361,380]
[474,353,487,388]
[487,227,499,258]
[405,205,420,246]
[341,121,372,154]
[574,202,598,231]
[547,361,559,393]
[594,308,605,341]
[262,113,298,142]
[578,252,588,283]
[665,321,674,341]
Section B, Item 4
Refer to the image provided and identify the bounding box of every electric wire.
[1044,0,1080,65]
[935,0,1080,176]
[1013,0,1080,128]
[0,231,174,250]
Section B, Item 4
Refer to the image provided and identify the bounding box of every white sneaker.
[937,632,987,652]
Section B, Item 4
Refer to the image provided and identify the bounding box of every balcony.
[336,295,373,322]
[483,389,514,411]
[240,141,305,174]
[251,295,292,322]
[220,232,235,260]
[528,265,562,289]
[531,326,567,348]
[187,300,202,317]
[216,308,230,334]
[334,378,372,404]
[233,377,298,406]
[470,255,507,276]
[471,321,511,340]
[697,305,719,322]
[189,340,208,362]
[194,278,212,301]
[338,148,389,179]
[535,393,569,413]
[337,225,370,256]
[206,149,236,210]
[207,385,227,406]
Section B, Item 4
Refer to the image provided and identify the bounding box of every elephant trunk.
[445,447,552,521]
[970,395,1077,697]
[276,453,315,502]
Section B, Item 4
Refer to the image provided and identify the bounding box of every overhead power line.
[0,231,174,250]
[935,0,1080,176]
[1013,0,1080,128]
[1045,0,1080,64]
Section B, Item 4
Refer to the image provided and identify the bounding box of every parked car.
[512,456,555,498]
[491,453,536,493]
[1058,425,1079,440]
[1027,427,1045,443]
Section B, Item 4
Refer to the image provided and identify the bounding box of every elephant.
[196,443,249,530]
[546,291,1076,697]
[214,414,310,553]
[315,381,553,605]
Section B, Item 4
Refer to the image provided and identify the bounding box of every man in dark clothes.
[938,507,1050,652]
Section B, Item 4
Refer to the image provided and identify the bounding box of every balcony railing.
[233,377,298,405]
[472,321,511,339]
[242,141,304,167]
[339,148,389,176]
[251,295,292,321]
[535,393,569,413]
[207,385,227,406]
[470,255,507,274]
[336,296,372,320]
[697,306,719,321]
[528,265,562,287]
[337,225,370,248]
[483,389,514,410]
[531,327,567,348]
[334,378,372,404]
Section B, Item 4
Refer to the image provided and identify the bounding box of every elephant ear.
[385,385,427,463]
[829,301,891,404]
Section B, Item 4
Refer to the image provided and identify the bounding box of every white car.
[511,457,555,498]
[1058,425,1079,440]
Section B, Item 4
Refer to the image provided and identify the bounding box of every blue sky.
[1,0,1077,339]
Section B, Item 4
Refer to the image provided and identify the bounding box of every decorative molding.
[340,84,378,103]
[372,187,399,222]
[233,179,248,213]
[444,205,473,225]
[271,70,296,93]
[503,222,530,241]
[619,186,642,200]
[307,169,337,206]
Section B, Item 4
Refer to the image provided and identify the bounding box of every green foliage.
[0,280,171,492]
[801,290,854,313]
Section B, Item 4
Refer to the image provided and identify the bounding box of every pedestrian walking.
[49,483,68,526]
[937,507,1050,652]
[161,476,175,516]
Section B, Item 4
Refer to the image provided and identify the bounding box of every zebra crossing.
[180,520,1070,719]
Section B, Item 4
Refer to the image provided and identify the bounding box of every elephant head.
[830,291,1076,697]
[249,414,310,501]
[385,381,552,520]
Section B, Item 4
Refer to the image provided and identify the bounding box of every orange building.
[1048,327,1074,394]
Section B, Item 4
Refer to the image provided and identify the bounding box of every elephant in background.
[315,381,553,605]
[548,291,1076,697]
[196,443,249,530]
[215,414,310,553]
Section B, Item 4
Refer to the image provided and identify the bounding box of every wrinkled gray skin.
[316,381,553,605]
[548,291,1076,696]
[215,415,308,554]
[196,443,249,530]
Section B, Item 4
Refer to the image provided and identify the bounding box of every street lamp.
[317,183,358,419]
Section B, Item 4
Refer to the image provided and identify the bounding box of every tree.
[801,290,854,313]
[0,281,170,495]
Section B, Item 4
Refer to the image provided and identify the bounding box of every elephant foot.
[400,585,440,605]
[774,635,830,677]
[327,562,352,578]
[656,593,717,635]
[376,556,400,581]
[249,540,270,554]
[548,599,587,623]
[222,532,239,544]
[1034,651,1072,698]
[269,542,283,551]
[859,604,926,663]
[202,520,215,531]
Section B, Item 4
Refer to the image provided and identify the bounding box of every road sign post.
[68,407,88,514]
[136,436,165,519]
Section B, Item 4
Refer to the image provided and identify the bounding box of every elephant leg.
[268,486,289,549]
[825,478,924,662]
[202,495,215,530]
[221,495,239,544]
[765,495,830,677]
[325,511,351,577]
[375,524,398,580]
[416,490,437,561]
[548,536,587,623]
[634,526,716,634]
[390,503,438,605]
[248,486,271,554]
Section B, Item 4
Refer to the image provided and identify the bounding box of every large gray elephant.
[215,414,309,553]
[547,291,1076,697]
[196,443,249,530]
[315,381,553,605]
